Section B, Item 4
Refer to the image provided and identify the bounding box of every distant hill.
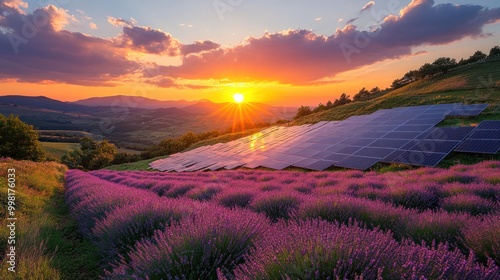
[0,95,89,113]
[74,95,201,109]
[0,95,297,147]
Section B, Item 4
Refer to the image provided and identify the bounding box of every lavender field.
[65,161,500,279]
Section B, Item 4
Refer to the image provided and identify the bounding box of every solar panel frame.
[407,140,461,153]
[454,139,500,154]
[368,139,411,148]
[468,130,500,140]
[392,151,448,167]
[476,120,500,130]
[336,156,380,170]
[354,147,397,158]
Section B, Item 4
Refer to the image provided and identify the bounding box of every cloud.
[1,0,27,13]
[338,18,344,23]
[41,4,78,31]
[361,1,375,13]
[315,17,322,22]
[117,25,181,55]
[157,0,500,85]
[107,16,137,27]
[0,4,139,86]
[181,40,220,56]
[345,17,358,24]
[89,22,98,29]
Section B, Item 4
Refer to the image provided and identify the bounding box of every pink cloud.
[156,0,500,85]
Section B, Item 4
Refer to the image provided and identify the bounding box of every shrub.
[92,198,197,264]
[463,215,500,265]
[187,185,222,201]
[251,192,300,221]
[107,207,269,279]
[442,194,497,215]
[235,220,401,279]
[216,191,256,208]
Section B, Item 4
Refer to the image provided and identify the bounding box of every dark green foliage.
[0,114,45,161]
[62,137,117,170]
[294,105,313,119]
[489,46,500,58]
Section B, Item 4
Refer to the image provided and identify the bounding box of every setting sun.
[233,93,245,103]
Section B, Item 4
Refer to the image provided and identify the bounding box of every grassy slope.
[108,57,500,171]
[40,142,80,160]
[0,160,101,280]
[294,57,500,125]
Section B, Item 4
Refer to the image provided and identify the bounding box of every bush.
[235,220,400,279]
[92,198,197,264]
[0,114,44,161]
[251,192,300,221]
[442,194,496,216]
[463,215,500,265]
[216,191,256,208]
[107,207,270,279]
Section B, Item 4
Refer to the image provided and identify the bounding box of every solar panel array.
[150,103,497,172]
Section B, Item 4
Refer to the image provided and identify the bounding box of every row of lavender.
[66,166,500,279]
[89,162,500,263]
[91,161,499,215]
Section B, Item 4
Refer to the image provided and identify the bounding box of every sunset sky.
[0,0,499,106]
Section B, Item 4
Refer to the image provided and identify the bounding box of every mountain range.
[0,95,297,147]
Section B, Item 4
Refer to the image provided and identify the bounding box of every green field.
[40,142,80,160]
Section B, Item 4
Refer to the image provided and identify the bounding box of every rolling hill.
[74,95,199,109]
[0,95,296,147]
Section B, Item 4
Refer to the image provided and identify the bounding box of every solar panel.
[260,160,292,170]
[336,145,363,155]
[340,138,377,146]
[423,127,475,141]
[392,151,448,167]
[336,156,380,170]
[354,147,396,158]
[393,125,434,132]
[467,130,500,140]
[381,150,408,163]
[303,160,336,171]
[323,153,350,162]
[382,131,423,139]
[150,103,493,172]
[476,120,500,130]
[408,140,461,153]
[454,140,500,154]
[368,139,410,148]
[293,158,321,169]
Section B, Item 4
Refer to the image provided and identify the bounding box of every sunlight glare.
[233,93,244,103]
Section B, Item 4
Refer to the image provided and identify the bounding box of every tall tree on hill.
[0,114,45,161]
[489,46,500,58]
[294,106,313,119]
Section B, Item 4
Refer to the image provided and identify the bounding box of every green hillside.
[294,57,500,125]
[40,142,80,160]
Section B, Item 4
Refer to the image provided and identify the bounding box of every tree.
[489,46,500,58]
[294,105,313,119]
[466,51,487,64]
[333,93,351,107]
[62,137,117,170]
[0,114,44,161]
[431,57,457,74]
[353,87,371,101]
